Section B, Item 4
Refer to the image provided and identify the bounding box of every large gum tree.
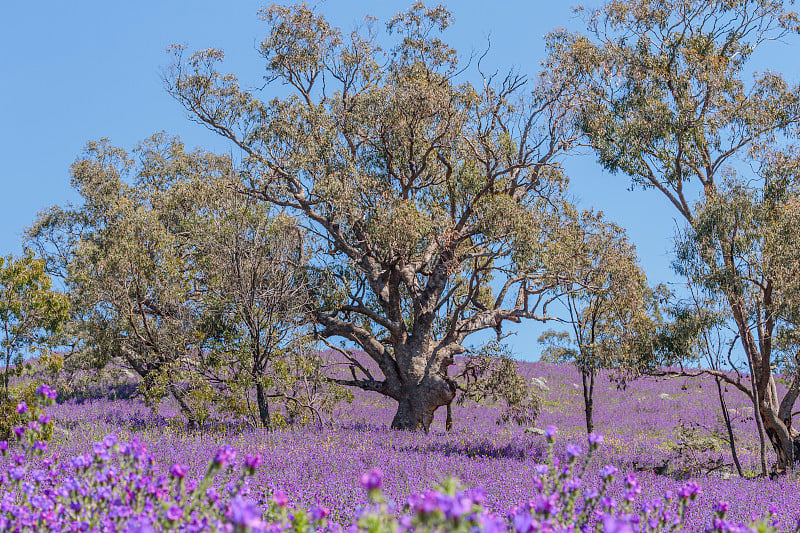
[165,3,585,430]
[565,0,800,470]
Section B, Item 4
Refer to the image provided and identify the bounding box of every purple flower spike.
[311,504,330,521]
[588,433,604,446]
[16,401,27,414]
[36,384,57,400]
[230,497,266,528]
[603,515,635,533]
[677,480,701,501]
[166,505,183,521]
[565,443,582,458]
[170,463,188,479]
[544,426,557,441]
[244,454,262,472]
[359,467,383,491]
[213,445,236,467]
[600,465,618,479]
[272,490,288,507]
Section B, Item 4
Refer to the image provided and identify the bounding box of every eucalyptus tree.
[190,178,349,429]
[28,134,341,428]
[0,252,69,399]
[566,0,800,470]
[538,209,654,434]
[164,2,585,430]
[40,135,232,425]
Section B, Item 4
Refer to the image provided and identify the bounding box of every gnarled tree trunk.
[390,373,455,431]
[759,378,800,475]
[734,305,800,473]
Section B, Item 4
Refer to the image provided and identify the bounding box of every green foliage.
[0,382,53,442]
[455,342,541,426]
[538,209,656,375]
[26,133,345,430]
[0,252,69,400]
[164,1,589,429]
[536,209,660,431]
[666,420,728,476]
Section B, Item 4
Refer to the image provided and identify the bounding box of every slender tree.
[566,0,800,471]
[191,178,349,429]
[538,209,653,434]
[0,252,69,399]
[27,134,344,428]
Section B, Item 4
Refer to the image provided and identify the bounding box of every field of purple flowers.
[13,361,793,531]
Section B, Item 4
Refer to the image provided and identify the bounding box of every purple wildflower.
[213,445,236,468]
[359,468,383,491]
[170,463,188,479]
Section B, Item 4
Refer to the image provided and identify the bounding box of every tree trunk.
[168,383,199,430]
[742,335,797,473]
[445,403,453,431]
[2,348,9,399]
[390,375,455,431]
[728,295,799,473]
[581,366,594,435]
[714,377,743,477]
[255,381,272,431]
[760,391,797,474]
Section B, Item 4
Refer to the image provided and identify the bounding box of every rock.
[572,383,581,390]
[659,393,674,400]
[530,377,550,392]
[525,427,546,436]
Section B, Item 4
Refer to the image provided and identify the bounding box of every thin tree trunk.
[753,392,768,476]
[445,403,453,432]
[255,381,272,431]
[742,345,769,476]
[444,365,455,432]
[3,348,9,398]
[169,383,199,430]
[715,377,743,477]
[3,320,11,398]
[581,365,594,434]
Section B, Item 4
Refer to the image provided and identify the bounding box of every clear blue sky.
[2,1,795,359]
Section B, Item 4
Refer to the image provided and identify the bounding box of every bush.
[0,382,54,443]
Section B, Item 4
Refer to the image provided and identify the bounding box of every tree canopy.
[164,2,589,429]
[565,0,800,471]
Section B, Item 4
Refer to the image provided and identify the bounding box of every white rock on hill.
[530,377,549,392]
